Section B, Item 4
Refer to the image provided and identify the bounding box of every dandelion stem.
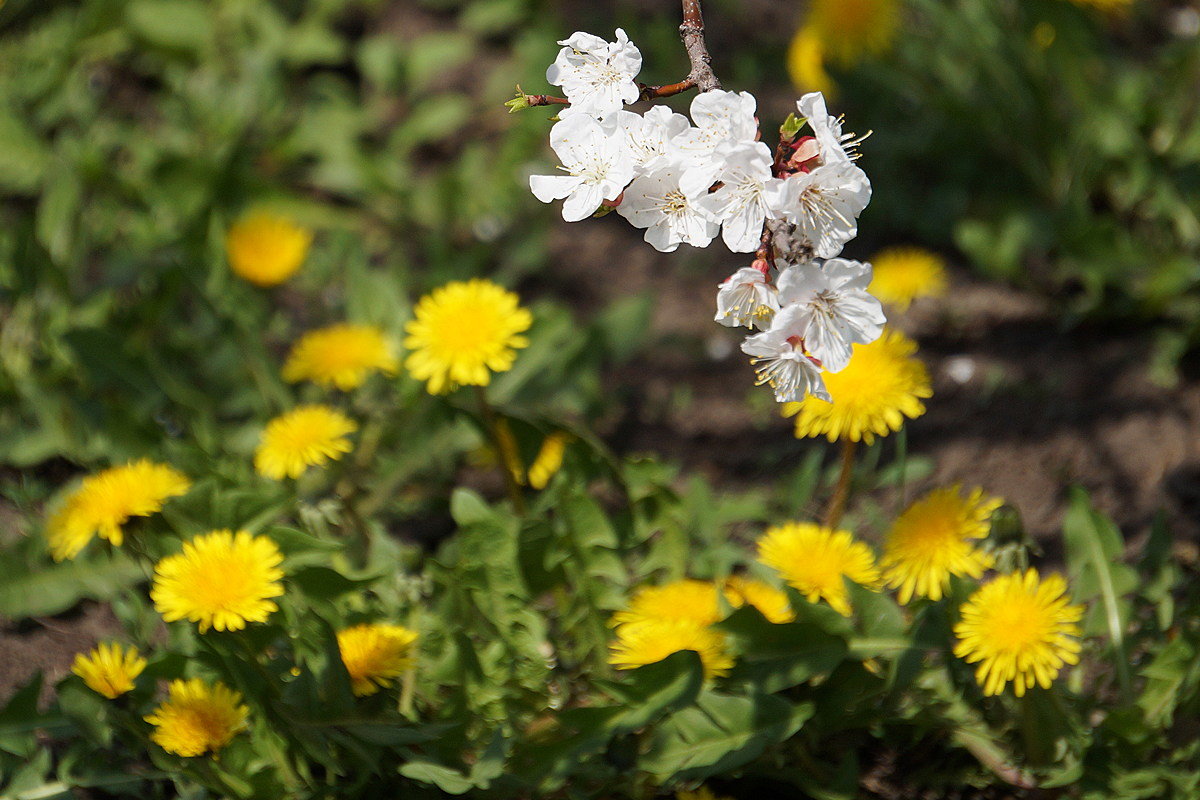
[473,386,526,514]
[823,437,858,528]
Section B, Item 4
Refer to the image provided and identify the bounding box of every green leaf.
[1062,487,1135,698]
[717,607,847,692]
[399,761,475,795]
[125,0,213,54]
[0,554,143,619]
[288,566,377,600]
[599,650,705,732]
[642,691,812,782]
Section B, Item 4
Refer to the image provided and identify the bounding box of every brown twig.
[679,0,721,92]
[527,94,569,107]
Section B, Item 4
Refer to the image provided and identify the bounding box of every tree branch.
[679,0,721,93]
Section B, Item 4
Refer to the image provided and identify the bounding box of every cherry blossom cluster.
[527,29,885,404]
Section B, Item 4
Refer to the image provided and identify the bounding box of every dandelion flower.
[869,247,948,311]
[723,576,796,624]
[71,642,146,699]
[254,405,356,480]
[610,579,723,628]
[404,279,532,394]
[151,530,284,633]
[804,0,900,66]
[282,324,399,390]
[783,329,931,444]
[145,678,249,757]
[46,460,190,561]
[786,27,835,96]
[757,522,881,616]
[609,618,733,679]
[882,487,1002,604]
[954,569,1084,696]
[527,431,571,490]
[225,210,312,287]
[337,623,419,696]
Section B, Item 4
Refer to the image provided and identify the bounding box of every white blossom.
[607,106,691,175]
[715,266,779,329]
[529,115,634,223]
[775,259,885,373]
[768,160,871,260]
[796,91,864,166]
[547,30,642,119]
[616,166,718,252]
[741,305,830,403]
[674,90,760,196]
[693,141,784,253]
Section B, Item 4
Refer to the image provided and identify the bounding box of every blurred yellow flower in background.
[145,678,248,757]
[337,623,420,696]
[788,0,900,92]
[954,569,1084,696]
[868,247,948,311]
[255,405,357,480]
[881,486,1001,604]
[806,0,900,65]
[783,329,931,444]
[757,522,881,616]
[722,576,796,624]
[527,431,571,489]
[609,618,734,679]
[283,323,399,390]
[404,279,532,395]
[46,460,190,561]
[787,28,834,96]
[152,530,284,633]
[71,642,146,699]
[225,210,312,287]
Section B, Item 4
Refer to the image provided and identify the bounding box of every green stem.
[822,438,858,529]
[473,385,526,514]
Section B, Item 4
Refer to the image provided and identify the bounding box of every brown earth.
[540,218,1200,553]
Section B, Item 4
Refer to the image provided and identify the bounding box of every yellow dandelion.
[527,431,571,490]
[404,279,532,395]
[145,678,249,757]
[282,324,399,390]
[868,247,948,311]
[609,618,734,679]
[882,487,1002,604]
[225,210,312,287]
[46,460,190,561]
[151,530,284,633]
[786,27,835,96]
[757,522,881,616]
[254,405,356,480]
[804,0,900,66]
[610,579,723,629]
[337,623,420,697]
[954,569,1084,697]
[722,576,796,624]
[783,329,932,445]
[71,642,146,699]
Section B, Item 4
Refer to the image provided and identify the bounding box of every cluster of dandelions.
[610,487,1085,698]
[527,29,888,406]
[67,526,420,757]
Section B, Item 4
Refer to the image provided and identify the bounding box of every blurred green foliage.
[841,0,1200,356]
